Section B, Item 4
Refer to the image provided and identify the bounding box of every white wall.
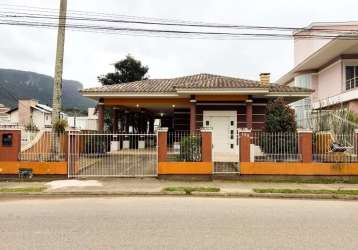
[67,116,98,130]
[9,110,19,124]
[32,110,46,129]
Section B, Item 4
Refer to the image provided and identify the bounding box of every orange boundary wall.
[158,162,213,175]
[0,161,67,175]
[240,162,358,176]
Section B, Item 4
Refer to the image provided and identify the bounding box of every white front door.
[203,111,239,162]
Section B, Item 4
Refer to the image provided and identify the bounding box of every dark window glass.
[230,144,234,149]
[346,66,355,90]
[230,121,234,126]
[2,133,13,147]
[205,121,209,126]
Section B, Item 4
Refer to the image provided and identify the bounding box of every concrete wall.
[315,61,343,103]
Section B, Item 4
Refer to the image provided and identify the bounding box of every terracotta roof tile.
[81,73,312,94]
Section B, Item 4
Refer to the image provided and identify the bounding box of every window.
[230,121,234,126]
[345,66,358,91]
[2,133,13,147]
[205,121,210,126]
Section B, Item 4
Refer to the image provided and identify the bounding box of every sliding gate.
[68,132,157,178]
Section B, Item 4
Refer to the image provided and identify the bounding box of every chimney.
[18,99,39,126]
[260,73,270,85]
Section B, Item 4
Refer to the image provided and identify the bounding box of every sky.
[0,0,358,88]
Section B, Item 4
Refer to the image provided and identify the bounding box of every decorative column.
[239,129,251,162]
[157,127,168,162]
[298,129,313,163]
[112,108,119,134]
[190,96,197,133]
[201,128,212,162]
[97,102,104,132]
[246,99,253,130]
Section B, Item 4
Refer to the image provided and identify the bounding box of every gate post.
[298,129,313,163]
[67,130,80,177]
[157,127,168,162]
[239,129,251,163]
[0,128,21,162]
[201,128,212,163]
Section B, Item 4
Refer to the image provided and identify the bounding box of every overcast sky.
[0,0,357,88]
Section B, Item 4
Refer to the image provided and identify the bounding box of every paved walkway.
[1,178,358,195]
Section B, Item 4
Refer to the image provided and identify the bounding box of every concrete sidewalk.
[1,179,358,200]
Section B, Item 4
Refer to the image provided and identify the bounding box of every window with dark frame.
[2,133,13,147]
[345,66,358,91]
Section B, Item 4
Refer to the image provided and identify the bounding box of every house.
[81,73,311,161]
[277,21,358,122]
[67,108,98,130]
[7,99,67,130]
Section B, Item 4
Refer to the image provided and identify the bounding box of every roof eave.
[175,88,269,94]
[81,92,180,98]
[265,92,312,97]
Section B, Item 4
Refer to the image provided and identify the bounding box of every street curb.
[1,191,358,200]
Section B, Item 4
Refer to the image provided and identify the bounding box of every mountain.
[0,68,96,111]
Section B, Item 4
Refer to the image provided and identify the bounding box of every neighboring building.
[67,108,98,130]
[81,73,311,161]
[7,99,67,130]
[277,21,358,123]
[0,104,10,122]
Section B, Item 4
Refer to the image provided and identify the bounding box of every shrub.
[264,97,296,133]
[53,119,68,133]
[25,122,39,132]
[180,135,201,162]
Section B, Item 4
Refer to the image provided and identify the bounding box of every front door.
[203,111,239,162]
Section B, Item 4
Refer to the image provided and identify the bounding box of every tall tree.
[98,55,149,85]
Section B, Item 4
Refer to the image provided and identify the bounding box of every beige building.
[277,22,358,119]
[7,99,67,130]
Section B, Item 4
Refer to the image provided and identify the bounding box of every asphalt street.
[0,197,357,250]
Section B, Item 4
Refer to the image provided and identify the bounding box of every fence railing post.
[157,127,168,162]
[298,129,313,163]
[355,129,358,157]
[239,129,251,162]
[201,128,212,162]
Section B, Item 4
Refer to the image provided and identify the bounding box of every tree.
[98,55,149,85]
[264,97,296,132]
[260,98,298,158]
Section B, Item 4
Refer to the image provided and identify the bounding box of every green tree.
[264,97,296,132]
[98,55,149,85]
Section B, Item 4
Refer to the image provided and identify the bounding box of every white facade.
[67,108,98,130]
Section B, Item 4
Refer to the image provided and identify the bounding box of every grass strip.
[163,186,220,195]
[0,187,46,193]
[253,188,358,195]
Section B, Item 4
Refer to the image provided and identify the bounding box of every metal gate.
[212,129,241,174]
[68,132,157,178]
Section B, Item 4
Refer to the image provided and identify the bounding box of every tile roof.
[81,73,312,94]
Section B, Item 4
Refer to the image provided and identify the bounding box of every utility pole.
[51,0,67,155]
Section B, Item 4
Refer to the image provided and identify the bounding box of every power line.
[1,19,358,41]
[1,9,358,34]
[0,4,357,40]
